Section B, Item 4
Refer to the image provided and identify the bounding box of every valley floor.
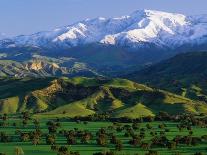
[0,116,207,155]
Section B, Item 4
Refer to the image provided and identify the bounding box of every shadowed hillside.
[126,52,207,102]
[0,77,206,118]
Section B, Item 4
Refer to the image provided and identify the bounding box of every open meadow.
[0,113,206,155]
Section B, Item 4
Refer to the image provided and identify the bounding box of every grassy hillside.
[0,76,206,118]
[0,56,100,78]
[127,52,207,102]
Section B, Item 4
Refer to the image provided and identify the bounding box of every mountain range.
[0,10,207,77]
[1,9,207,50]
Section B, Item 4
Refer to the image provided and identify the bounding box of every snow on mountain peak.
[1,10,207,50]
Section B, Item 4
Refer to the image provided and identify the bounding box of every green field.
[0,115,207,155]
[0,77,207,155]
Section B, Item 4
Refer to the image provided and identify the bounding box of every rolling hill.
[0,55,100,78]
[0,76,206,118]
[127,52,207,102]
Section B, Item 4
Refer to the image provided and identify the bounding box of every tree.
[145,150,158,155]
[51,145,59,151]
[66,135,76,145]
[2,113,7,121]
[21,111,30,120]
[65,130,77,145]
[194,153,204,155]
[158,123,165,129]
[46,134,56,145]
[151,136,169,147]
[81,132,92,144]
[129,136,141,147]
[110,135,118,144]
[146,123,152,130]
[201,135,207,141]
[58,146,69,155]
[97,134,107,146]
[167,141,176,150]
[14,147,24,155]
[0,132,9,143]
[1,113,8,127]
[30,130,42,145]
[31,136,40,145]
[189,130,193,136]
[13,122,17,127]
[20,133,30,142]
[22,120,28,127]
[47,121,59,134]
[33,119,40,129]
[132,122,140,130]
[115,139,123,151]
[70,151,80,155]
[141,142,150,150]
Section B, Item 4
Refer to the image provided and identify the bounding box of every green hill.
[126,52,207,102]
[0,76,206,118]
[0,56,100,78]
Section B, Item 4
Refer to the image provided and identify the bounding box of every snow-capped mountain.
[1,9,207,50]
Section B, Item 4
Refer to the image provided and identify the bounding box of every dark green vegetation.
[127,52,207,103]
[0,44,171,77]
[0,77,207,118]
[52,44,170,76]
[0,113,207,155]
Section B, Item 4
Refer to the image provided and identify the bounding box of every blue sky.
[1,0,207,36]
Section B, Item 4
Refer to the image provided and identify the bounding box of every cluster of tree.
[51,145,80,155]
[70,111,207,124]
[0,112,207,155]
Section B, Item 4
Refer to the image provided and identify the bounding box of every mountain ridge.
[0,10,207,78]
[1,9,207,51]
